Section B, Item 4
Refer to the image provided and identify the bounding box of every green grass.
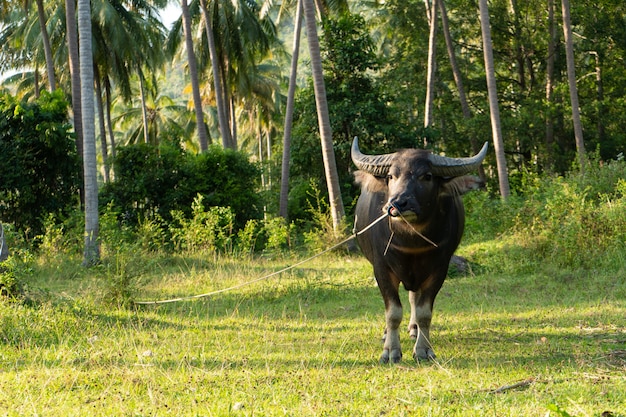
[1,249,625,416]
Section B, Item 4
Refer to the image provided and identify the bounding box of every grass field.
[1,243,624,417]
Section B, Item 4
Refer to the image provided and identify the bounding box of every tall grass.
[463,156,626,273]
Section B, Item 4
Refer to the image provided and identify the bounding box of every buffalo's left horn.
[351,137,395,177]
[428,142,489,177]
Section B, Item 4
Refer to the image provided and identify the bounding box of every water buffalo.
[351,138,488,363]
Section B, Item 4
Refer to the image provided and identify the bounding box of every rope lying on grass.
[133,212,389,305]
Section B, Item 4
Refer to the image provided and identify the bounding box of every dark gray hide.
[352,138,487,363]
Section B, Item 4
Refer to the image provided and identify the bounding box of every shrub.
[0,91,80,236]
[169,195,235,253]
[467,157,626,272]
[100,143,262,231]
[0,249,33,300]
[263,217,295,251]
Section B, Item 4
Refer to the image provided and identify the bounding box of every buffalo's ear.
[442,175,484,196]
[354,170,387,193]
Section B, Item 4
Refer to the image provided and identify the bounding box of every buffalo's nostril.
[387,204,400,217]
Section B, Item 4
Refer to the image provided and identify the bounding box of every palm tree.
[65,0,83,167]
[561,0,585,168]
[279,0,303,219]
[199,0,232,149]
[34,0,56,91]
[424,0,438,131]
[439,0,485,179]
[181,0,209,151]
[302,0,345,233]
[478,0,510,198]
[545,0,557,168]
[113,75,195,147]
[88,0,168,161]
[78,0,99,265]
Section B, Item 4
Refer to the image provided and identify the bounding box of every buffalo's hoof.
[413,348,436,362]
[380,349,402,364]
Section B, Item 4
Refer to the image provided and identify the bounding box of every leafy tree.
[0,91,80,236]
[289,12,415,221]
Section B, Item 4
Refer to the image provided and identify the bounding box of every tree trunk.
[230,95,238,149]
[424,0,438,131]
[561,0,585,169]
[509,0,525,90]
[181,0,209,152]
[592,51,604,142]
[279,0,303,220]
[200,0,233,149]
[94,70,109,183]
[303,0,346,233]
[440,1,470,120]
[440,0,485,180]
[0,222,8,262]
[545,0,557,169]
[478,0,510,198]
[78,0,100,266]
[137,68,150,144]
[35,0,56,91]
[65,0,84,202]
[105,77,117,168]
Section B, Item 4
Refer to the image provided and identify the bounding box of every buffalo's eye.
[420,172,433,181]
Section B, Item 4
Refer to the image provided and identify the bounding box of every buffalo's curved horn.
[351,137,395,177]
[428,142,489,177]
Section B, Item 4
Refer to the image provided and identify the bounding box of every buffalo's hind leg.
[408,290,436,361]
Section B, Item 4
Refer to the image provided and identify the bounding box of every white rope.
[134,212,389,305]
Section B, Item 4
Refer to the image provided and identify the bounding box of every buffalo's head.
[352,137,488,226]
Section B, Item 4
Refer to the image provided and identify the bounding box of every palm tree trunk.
[137,68,150,144]
[424,0,438,131]
[230,95,238,149]
[105,77,117,162]
[78,0,100,265]
[440,0,485,180]
[200,0,233,149]
[303,0,345,233]
[440,1,470,119]
[35,0,56,91]
[279,0,303,219]
[509,0,525,90]
[478,0,510,198]
[561,0,585,168]
[181,0,209,152]
[65,0,84,200]
[94,70,110,183]
[545,0,557,169]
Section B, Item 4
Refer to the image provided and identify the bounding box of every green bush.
[0,249,33,299]
[0,91,81,236]
[169,195,236,252]
[465,157,626,272]
[100,143,262,231]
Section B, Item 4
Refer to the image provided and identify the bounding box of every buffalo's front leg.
[380,299,403,364]
[408,290,436,361]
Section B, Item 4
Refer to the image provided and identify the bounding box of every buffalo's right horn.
[351,137,395,177]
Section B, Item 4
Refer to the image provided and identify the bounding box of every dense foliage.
[289,13,419,220]
[463,153,626,271]
[0,91,80,237]
[99,143,262,230]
